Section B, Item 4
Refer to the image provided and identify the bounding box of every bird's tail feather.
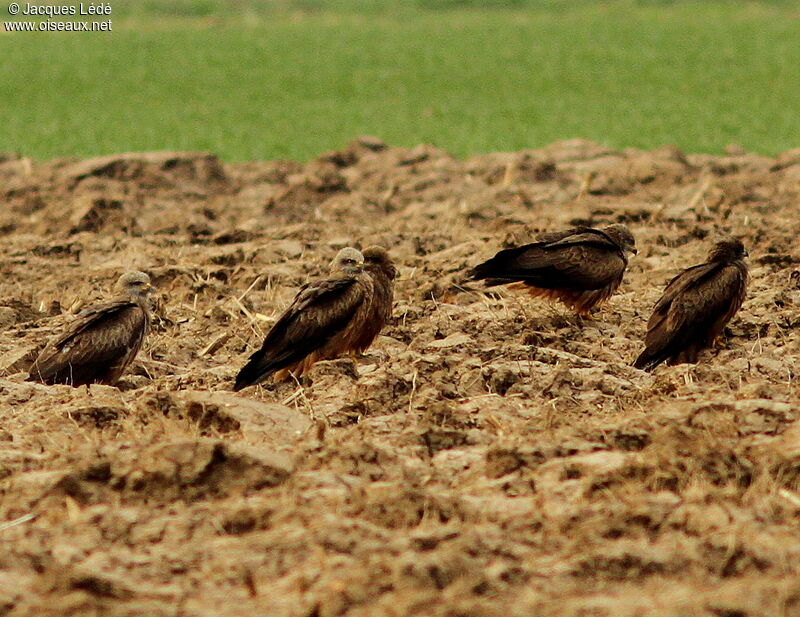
[467,262,495,281]
[233,356,276,391]
[632,349,665,372]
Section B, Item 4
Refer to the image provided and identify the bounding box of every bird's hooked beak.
[629,246,638,256]
[137,282,156,299]
[743,248,749,258]
[339,261,364,276]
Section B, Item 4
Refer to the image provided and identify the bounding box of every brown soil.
[2,138,800,616]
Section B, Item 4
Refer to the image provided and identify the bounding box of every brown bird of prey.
[469,224,638,315]
[353,245,397,351]
[233,246,394,390]
[633,238,748,371]
[27,271,153,387]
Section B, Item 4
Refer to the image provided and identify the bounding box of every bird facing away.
[27,271,153,387]
[469,224,638,315]
[633,238,749,371]
[233,247,391,390]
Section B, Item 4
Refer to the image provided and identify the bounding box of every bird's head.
[331,247,365,276]
[117,271,154,299]
[362,245,397,280]
[602,224,637,255]
[708,237,747,263]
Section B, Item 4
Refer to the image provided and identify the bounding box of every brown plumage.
[233,247,392,390]
[352,245,397,351]
[633,238,749,371]
[27,271,153,387]
[469,224,638,315]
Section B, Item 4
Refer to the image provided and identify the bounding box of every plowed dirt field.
[2,138,800,616]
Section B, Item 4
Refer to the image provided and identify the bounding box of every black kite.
[633,238,749,371]
[27,271,153,387]
[353,245,397,351]
[233,246,394,390]
[469,224,637,315]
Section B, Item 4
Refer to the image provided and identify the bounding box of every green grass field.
[1,1,798,161]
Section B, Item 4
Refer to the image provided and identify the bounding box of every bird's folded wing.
[650,262,720,320]
[542,229,620,252]
[645,264,743,348]
[478,242,624,290]
[240,276,367,379]
[51,299,142,350]
[663,265,745,334]
[33,304,147,376]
